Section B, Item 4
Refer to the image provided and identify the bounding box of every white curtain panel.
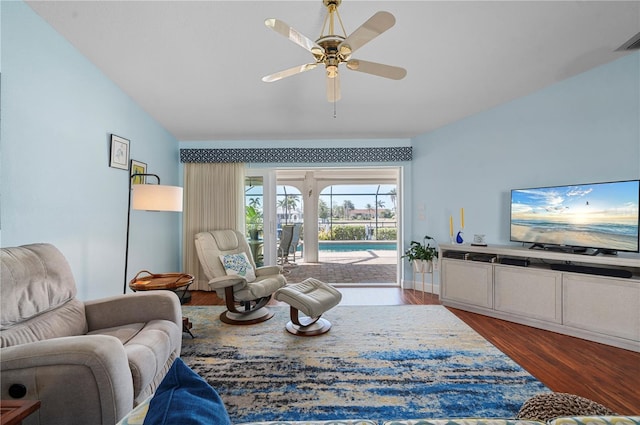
[182,162,245,290]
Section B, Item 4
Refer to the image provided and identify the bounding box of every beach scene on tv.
[511,181,640,252]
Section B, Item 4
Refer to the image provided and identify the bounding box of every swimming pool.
[318,241,397,252]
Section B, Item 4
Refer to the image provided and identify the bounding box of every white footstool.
[274,278,342,336]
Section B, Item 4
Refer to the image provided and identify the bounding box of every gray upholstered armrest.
[0,335,134,424]
[84,291,182,332]
[256,265,283,276]
[208,274,245,290]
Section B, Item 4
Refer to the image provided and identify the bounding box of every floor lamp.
[124,173,183,294]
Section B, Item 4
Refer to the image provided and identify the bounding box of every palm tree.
[343,200,354,219]
[319,199,330,221]
[286,195,299,212]
[248,197,261,208]
[389,188,397,214]
[365,203,373,220]
[278,195,300,223]
[332,203,343,219]
[277,198,288,216]
[376,199,386,218]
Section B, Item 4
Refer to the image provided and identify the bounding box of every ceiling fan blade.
[326,73,341,102]
[346,59,406,80]
[339,11,395,56]
[265,18,323,57]
[262,63,318,83]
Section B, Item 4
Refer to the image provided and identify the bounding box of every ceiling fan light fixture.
[346,60,359,71]
[262,0,406,103]
[326,64,338,78]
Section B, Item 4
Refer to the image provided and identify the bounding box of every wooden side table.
[1,400,40,425]
[129,271,195,338]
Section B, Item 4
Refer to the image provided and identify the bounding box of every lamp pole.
[124,173,161,294]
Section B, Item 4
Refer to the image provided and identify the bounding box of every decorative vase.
[456,231,464,244]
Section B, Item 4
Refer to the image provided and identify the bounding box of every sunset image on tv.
[511,180,640,252]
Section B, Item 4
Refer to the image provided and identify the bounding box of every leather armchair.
[0,243,182,425]
[195,230,286,325]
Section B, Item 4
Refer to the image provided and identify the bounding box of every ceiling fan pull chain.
[333,78,338,118]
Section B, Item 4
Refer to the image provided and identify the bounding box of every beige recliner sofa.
[0,243,183,425]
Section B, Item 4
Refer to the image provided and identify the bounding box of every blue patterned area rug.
[180,305,548,423]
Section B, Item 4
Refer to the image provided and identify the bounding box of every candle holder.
[456,230,464,244]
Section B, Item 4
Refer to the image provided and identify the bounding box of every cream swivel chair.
[195,230,287,325]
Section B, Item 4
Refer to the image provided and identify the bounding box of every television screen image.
[510,180,640,253]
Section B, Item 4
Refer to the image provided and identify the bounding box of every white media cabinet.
[439,243,640,352]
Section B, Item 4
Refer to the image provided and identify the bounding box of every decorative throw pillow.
[516,392,616,422]
[219,252,256,282]
[143,358,231,425]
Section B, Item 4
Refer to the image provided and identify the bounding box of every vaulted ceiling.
[26,1,640,142]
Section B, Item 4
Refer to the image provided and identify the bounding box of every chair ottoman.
[274,278,342,336]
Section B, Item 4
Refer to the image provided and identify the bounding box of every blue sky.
[511,180,639,221]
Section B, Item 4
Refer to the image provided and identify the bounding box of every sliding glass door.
[246,166,401,286]
[244,169,277,266]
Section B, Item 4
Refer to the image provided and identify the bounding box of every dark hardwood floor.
[186,288,640,414]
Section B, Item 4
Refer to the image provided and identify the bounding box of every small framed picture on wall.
[110,134,130,170]
[131,160,147,184]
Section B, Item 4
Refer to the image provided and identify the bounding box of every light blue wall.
[1,1,181,299]
[2,0,638,299]
[410,52,640,251]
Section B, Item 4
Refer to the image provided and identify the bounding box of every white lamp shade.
[132,184,183,212]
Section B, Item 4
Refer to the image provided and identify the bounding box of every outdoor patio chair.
[277,224,294,265]
[288,223,302,263]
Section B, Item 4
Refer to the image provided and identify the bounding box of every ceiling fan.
[262,0,407,102]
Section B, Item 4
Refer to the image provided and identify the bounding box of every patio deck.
[282,249,398,286]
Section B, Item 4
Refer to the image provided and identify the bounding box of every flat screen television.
[510,180,640,254]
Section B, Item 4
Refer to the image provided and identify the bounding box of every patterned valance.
[180,147,412,163]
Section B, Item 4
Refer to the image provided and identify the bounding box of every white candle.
[461,208,464,229]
